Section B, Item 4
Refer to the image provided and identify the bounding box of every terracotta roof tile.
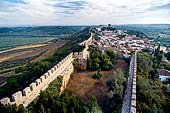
[157,69,170,76]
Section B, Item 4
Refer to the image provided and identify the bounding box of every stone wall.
[73,46,89,70]
[0,34,92,107]
[122,52,137,113]
[73,33,93,70]
[0,53,74,107]
[79,33,93,46]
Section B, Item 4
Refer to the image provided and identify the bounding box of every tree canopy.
[165,52,170,61]
[87,46,118,71]
[137,52,170,113]
[104,69,126,112]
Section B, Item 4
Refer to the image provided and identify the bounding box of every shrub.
[92,70,102,79]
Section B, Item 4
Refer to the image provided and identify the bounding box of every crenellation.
[52,67,55,73]
[59,62,62,66]
[47,70,51,76]
[64,58,66,62]
[0,97,10,105]
[79,33,93,46]
[54,66,57,71]
[61,61,64,65]
[0,35,92,107]
[132,88,136,94]
[69,52,73,57]
[61,60,64,64]
[57,64,60,68]
[45,73,50,79]
[40,75,45,83]
[12,91,23,104]
[35,79,41,86]
[122,52,137,113]
[23,87,31,97]
[55,65,58,69]
[30,83,36,91]
[51,68,54,73]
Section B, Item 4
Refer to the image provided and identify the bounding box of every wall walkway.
[0,33,93,107]
[122,52,137,113]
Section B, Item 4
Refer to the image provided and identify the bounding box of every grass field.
[0,37,55,51]
[0,44,47,54]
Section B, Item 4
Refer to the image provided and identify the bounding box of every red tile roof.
[157,69,170,76]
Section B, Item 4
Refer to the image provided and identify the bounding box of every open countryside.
[0,0,170,113]
[0,37,52,51]
[0,44,47,54]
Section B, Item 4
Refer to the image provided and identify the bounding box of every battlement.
[73,52,83,59]
[79,33,93,46]
[122,52,137,113]
[73,46,89,60]
[0,52,74,106]
[0,35,92,107]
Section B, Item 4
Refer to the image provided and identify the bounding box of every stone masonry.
[0,33,93,107]
[122,51,137,113]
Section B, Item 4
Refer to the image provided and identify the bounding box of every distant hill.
[114,24,170,36]
[0,26,86,37]
[114,24,170,45]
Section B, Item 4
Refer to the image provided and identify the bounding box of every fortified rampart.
[73,33,93,70]
[122,52,137,113]
[0,33,93,107]
[79,33,93,46]
[73,46,89,70]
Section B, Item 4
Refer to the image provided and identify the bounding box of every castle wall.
[79,33,93,46]
[0,35,92,107]
[0,97,10,105]
[122,52,137,113]
[0,52,74,107]
[60,63,74,93]
[72,45,89,70]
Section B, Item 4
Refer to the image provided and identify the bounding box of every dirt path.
[65,60,128,112]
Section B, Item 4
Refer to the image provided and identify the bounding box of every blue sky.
[0,0,170,26]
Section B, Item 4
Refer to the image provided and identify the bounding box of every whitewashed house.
[157,69,170,86]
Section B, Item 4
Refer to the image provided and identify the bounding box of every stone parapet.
[0,34,92,107]
[122,51,137,113]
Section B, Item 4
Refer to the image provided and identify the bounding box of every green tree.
[88,96,102,113]
[154,45,163,65]
[161,63,170,71]
[150,104,157,113]
[0,104,27,113]
[31,61,51,76]
[39,105,46,113]
[92,70,102,79]
[165,52,170,61]
[106,50,116,63]
[100,54,112,70]
[137,52,170,113]
[87,46,113,71]
[105,69,126,110]
[72,59,80,73]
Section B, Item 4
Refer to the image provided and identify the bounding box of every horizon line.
[0,23,170,28]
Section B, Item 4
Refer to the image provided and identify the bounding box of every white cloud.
[0,0,170,26]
